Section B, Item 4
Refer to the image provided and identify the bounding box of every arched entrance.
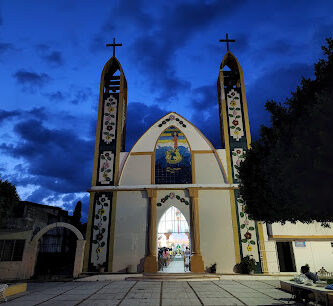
[157,206,190,273]
[27,222,85,279]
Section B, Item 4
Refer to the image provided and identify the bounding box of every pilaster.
[144,189,158,273]
[188,188,204,273]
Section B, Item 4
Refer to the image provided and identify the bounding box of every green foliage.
[239,38,333,224]
[240,255,256,274]
[72,200,82,230]
[0,179,20,223]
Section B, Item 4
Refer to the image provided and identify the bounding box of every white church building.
[83,44,333,275]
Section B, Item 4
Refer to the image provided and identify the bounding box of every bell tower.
[84,39,127,271]
[217,34,268,273]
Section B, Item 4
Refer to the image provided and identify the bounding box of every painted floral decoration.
[232,148,245,180]
[158,115,186,128]
[99,152,114,184]
[157,192,189,207]
[92,196,109,260]
[102,95,117,144]
[238,196,256,253]
[227,89,244,141]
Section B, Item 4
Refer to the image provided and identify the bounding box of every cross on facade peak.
[219,33,235,52]
[106,37,123,57]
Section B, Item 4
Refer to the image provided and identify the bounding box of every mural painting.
[155,126,192,184]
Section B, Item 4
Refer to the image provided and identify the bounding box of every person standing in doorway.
[184,247,190,272]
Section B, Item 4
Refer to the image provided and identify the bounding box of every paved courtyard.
[2,279,300,305]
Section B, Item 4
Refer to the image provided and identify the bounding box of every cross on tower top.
[106,37,123,57]
[219,33,235,52]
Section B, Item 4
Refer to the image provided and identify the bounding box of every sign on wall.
[294,241,306,247]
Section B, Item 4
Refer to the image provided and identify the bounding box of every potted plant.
[240,255,256,274]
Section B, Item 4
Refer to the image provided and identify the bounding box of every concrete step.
[126,273,221,281]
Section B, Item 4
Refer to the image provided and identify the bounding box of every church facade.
[83,48,333,274]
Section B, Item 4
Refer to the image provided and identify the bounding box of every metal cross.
[219,33,235,52]
[106,37,122,57]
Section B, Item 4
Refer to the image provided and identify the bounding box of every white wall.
[261,223,333,273]
[119,155,151,185]
[198,190,236,273]
[112,191,148,272]
[292,241,333,273]
[194,153,226,184]
[216,149,229,182]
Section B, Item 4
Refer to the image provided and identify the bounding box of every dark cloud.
[190,85,216,110]
[246,63,314,140]
[0,107,47,125]
[0,118,94,194]
[27,107,48,119]
[71,88,93,104]
[42,51,64,66]
[44,91,66,102]
[36,44,64,66]
[125,102,170,150]
[92,0,245,102]
[13,69,51,92]
[190,105,221,149]
[0,110,20,123]
[27,187,54,203]
[261,39,294,54]
[0,42,15,56]
[63,194,90,222]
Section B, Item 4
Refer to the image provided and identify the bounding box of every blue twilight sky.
[0,0,332,221]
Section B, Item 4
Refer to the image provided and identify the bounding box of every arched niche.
[27,222,85,279]
[154,126,192,184]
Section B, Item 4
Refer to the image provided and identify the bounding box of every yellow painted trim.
[91,56,126,187]
[219,71,233,185]
[83,192,96,271]
[130,151,154,156]
[270,235,333,240]
[221,51,252,147]
[191,152,196,184]
[192,150,214,154]
[218,69,241,264]
[228,190,241,264]
[107,65,127,271]
[4,283,27,297]
[257,222,269,274]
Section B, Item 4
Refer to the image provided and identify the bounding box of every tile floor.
[1,279,305,305]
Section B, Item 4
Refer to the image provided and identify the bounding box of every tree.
[72,200,82,229]
[0,179,20,223]
[238,38,333,224]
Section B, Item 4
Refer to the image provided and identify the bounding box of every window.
[158,206,189,234]
[0,240,25,261]
[155,126,192,184]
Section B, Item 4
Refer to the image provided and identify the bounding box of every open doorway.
[34,227,77,279]
[157,206,190,273]
[276,241,296,272]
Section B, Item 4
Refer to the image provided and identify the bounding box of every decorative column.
[188,188,204,273]
[217,50,265,273]
[84,53,127,272]
[144,189,158,273]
